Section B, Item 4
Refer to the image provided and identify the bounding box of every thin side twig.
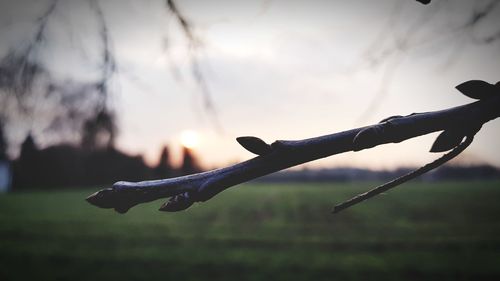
[332,134,473,214]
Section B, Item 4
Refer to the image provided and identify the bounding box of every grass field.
[1,181,500,281]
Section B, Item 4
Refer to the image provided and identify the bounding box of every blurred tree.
[180,146,200,175]
[81,111,116,150]
[19,134,38,164]
[13,134,40,188]
[154,145,173,178]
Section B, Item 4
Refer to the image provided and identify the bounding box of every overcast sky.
[1,0,500,170]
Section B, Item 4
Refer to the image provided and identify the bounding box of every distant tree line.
[257,165,500,183]
[10,124,201,190]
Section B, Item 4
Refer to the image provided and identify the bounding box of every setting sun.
[180,130,200,149]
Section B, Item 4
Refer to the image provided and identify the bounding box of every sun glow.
[180,130,200,149]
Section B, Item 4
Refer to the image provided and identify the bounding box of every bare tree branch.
[86,81,500,214]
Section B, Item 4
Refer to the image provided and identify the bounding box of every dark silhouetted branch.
[86,81,500,214]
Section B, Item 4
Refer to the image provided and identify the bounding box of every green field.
[1,181,500,281]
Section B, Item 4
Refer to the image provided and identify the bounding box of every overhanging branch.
[86,81,500,214]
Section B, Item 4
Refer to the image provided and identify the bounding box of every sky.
[1,0,500,170]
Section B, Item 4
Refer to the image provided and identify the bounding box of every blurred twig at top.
[0,0,57,101]
[88,0,117,111]
[165,0,223,133]
[354,0,500,125]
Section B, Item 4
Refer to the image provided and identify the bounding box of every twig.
[332,134,473,214]
[86,86,500,214]
[166,0,223,132]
